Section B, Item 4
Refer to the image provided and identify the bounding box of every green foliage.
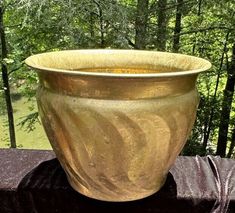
[17,112,40,132]
[0,0,235,155]
[0,90,6,115]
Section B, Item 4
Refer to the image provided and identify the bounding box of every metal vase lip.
[25,49,212,78]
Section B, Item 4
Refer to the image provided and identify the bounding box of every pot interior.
[78,67,181,74]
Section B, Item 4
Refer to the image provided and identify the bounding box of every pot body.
[36,72,199,201]
[26,49,211,201]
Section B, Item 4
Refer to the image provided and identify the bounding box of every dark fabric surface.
[172,156,235,213]
[0,148,55,189]
[0,149,235,213]
[0,149,55,213]
[16,157,235,213]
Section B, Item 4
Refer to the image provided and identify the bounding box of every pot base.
[67,174,167,202]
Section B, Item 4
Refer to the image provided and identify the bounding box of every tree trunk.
[202,31,230,151]
[227,127,235,158]
[156,0,167,51]
[89,12,95,39]
[134,0,149,49]
[192,0,203,54]
[0,6,16,148]
[172,0,183,53]
[216,43,235,157]
[93,0,105,48]
[98,5,105,48]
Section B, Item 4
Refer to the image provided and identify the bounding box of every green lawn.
[0,96,52,150]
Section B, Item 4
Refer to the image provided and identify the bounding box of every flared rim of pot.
[25,49,212,78]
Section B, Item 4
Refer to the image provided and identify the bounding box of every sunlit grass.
[0,96,52,150]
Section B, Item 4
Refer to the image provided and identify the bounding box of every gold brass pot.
[25,50,211,201]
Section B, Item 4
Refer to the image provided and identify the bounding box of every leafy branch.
[17,112,40,132]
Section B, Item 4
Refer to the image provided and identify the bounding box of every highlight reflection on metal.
[25,50,211,201]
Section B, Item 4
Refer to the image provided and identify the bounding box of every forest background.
[0,0,234,158]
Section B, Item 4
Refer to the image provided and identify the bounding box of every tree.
[172,0,183,52]
[192,0,203,54]
[0,4,16,148]
[216,43,235,157]
[134,0,149,49]
[156,0,167,51]
[201,31,230,152]
[227,126,235,158]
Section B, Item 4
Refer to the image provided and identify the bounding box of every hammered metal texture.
[25,50,211,201]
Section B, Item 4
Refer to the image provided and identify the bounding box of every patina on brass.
[25,50,211,201]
